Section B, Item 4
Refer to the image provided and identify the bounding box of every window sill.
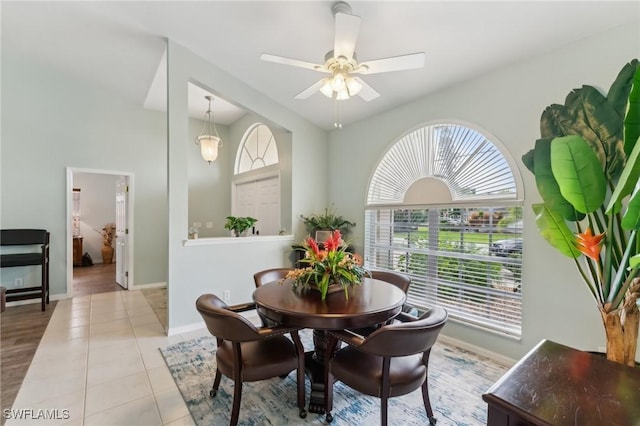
[183,234,295,247]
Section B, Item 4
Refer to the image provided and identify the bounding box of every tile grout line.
[80,295,92,426]
[123,291,165,424]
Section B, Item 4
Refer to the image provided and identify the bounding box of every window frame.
[364,120,524,338]
[234,122,279,175]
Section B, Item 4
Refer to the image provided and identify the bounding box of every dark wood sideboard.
[483,339,640,426]
[73,236,83,266]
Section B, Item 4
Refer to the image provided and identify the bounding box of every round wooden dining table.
[253,277,406,413]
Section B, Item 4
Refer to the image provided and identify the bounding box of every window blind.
[365,207,522,337]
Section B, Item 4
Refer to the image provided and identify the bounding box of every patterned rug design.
[160,330,509,425]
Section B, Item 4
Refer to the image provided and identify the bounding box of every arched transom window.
[235,123,279,174]
[365,122,524,338]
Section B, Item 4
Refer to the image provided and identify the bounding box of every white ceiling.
[2,1,639,129]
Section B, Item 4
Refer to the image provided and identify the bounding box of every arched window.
[235,123,279,174]
[365,121,524,337]
[232,123,281,236]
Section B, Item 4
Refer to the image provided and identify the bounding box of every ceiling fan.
[260,1,425,102]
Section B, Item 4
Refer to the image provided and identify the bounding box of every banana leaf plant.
[522,59,640,366]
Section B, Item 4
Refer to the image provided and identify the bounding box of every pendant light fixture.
[195,95,223,164]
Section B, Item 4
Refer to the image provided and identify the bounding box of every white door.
[115,177,128,288]
[256,177,280,235]
[235,182,257,219]
[234,175,280,235]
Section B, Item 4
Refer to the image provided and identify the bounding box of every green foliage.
[397,238,500,302]
[224,216,258,236]
[522,59,640,310]
[301,205,355,235]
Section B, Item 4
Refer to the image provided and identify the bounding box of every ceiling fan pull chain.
[334,98,343,129]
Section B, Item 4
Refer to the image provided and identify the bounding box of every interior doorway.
[66,168,133,297]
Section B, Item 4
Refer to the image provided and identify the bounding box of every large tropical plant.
[522,59,640,366]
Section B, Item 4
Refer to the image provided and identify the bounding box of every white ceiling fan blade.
[358,53,426,75]
[261,53,329,72]
[354,77,380,102]
[294,79,326,100]
[334,12,360,61]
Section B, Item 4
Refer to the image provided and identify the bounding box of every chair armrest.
[256,325,302,338]
[395,311,419,323]
[226,302,257,313]
[328,329,365,347]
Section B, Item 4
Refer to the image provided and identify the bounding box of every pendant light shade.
[197,135,221,163]
[195,95,223,164]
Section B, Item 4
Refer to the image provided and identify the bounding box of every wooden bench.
[0,229,50,311]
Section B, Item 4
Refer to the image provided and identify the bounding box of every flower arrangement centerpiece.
[284,230,367,300]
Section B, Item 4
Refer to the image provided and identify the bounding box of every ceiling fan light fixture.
[331,71,347,91]
[195,95,223,164]
[345,76,362,96]
[336,89,350,100]
[320,78,334,98]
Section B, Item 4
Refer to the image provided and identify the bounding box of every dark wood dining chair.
[253,267,292,287]
[369,269,412,294]
[349,269,413,336]
[253,268,292,326]
[324,307,448,426]
[196,293,307,425]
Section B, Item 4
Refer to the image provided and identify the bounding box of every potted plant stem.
[522,59,640,366]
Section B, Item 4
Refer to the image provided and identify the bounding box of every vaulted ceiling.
[2,1,638,129]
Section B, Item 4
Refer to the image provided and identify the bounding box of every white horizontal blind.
[365,207,522,337]
[367,123,517,205]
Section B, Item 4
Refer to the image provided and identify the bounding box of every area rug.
[160,330,509,425]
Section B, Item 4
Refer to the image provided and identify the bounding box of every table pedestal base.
[305,351,326,414]
[304,330,339,414]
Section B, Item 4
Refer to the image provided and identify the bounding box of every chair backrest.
[195,293,260,342]
[253,268,292,288]
[359,307,448,357]
[1,229,49,246]
[369,270,411,294]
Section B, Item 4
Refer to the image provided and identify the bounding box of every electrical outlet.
[193,222,202,228]
[205,222,213,229]
[15,278,23,287]
[223,290,231,301]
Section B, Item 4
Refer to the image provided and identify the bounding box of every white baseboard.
[167,311,261,336]
[131,282,167,290]
[167,320,206,336]
[5,293,68,308]
[438,333,516,367]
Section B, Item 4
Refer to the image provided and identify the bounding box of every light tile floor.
[6,290,210,426]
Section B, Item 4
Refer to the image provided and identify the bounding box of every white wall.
[73,173,118,262]
[1,49,169,295]
[328,22,640,360]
